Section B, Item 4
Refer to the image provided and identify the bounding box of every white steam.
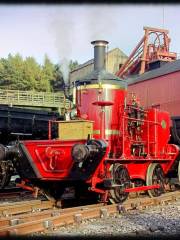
[50,9,73,86]
[60,58,69,85]
[49,5,119,85]
[85,6,116,41]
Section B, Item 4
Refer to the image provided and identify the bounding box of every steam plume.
[50,10,73,86]
[49,5,118,84]
[60,58,69,86]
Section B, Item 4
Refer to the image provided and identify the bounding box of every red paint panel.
[145,109,170,156]
[20,140,85,179]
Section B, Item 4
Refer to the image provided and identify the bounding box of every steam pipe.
[64,84,73,102]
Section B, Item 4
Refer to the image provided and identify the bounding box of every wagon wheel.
[110,164,131,203]
[178,161,180,183]
[146,163,165,198]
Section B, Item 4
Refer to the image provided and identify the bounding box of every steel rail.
[0,203,104,229]
[0,200,54,217]
[0,191,180,235]
[0,189,31,200]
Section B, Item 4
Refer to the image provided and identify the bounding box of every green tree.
[40,55,54,92]
[24,56,42,91]
[0,57,12,88]
[51,64,64,92]
[0,53,79,92]
[0,54,25,90]
[69,60,78,72]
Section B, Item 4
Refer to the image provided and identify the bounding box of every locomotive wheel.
[110,164,131,203]
[146,163,165,198]
[0,162,11,188]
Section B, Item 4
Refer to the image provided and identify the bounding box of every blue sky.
[0,4,180,65]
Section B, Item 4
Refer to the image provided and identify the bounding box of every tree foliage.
[69,60,78,72]
[0,54,78,92]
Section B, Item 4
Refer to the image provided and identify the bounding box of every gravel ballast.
[48,199,180,236]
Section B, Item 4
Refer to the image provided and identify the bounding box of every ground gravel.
[48,199,180,237]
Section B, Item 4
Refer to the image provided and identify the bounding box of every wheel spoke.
[110,164,130,203]
[146,163,165,198]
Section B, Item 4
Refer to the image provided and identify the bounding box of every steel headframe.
[116,26,177,79]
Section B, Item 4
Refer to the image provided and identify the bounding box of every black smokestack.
[91,40,109,71]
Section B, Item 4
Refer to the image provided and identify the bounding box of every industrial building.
[127,59,180,116]
[69,47,128,84]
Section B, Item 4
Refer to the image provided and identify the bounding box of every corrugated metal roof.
[71,48,127,73]
[127,59,180,85]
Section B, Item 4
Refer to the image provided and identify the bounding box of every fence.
[0,89,70,113]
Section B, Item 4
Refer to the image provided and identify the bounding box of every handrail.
[0,89,70,110]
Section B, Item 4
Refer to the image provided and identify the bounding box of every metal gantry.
[116,26,177,79]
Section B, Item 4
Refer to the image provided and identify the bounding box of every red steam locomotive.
[1,40,180,203]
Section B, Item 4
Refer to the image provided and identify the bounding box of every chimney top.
[91,40,109,47]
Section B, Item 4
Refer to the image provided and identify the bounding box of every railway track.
[0,187,32,201]
[0,191,179,235]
